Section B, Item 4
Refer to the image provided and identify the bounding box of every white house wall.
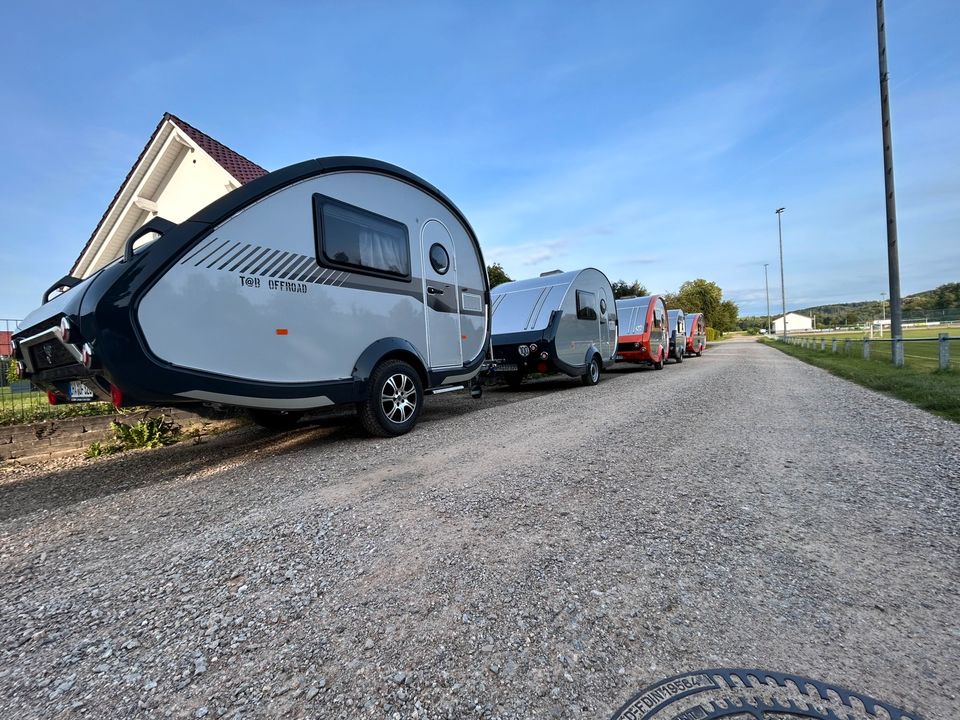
[154,145,238,225]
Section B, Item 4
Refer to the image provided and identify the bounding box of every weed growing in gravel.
[764,339,960,423]
[85,415,183,457]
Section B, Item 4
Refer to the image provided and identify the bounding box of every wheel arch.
[352,338,429,392]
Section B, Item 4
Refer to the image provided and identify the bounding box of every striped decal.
[175,240,481,301]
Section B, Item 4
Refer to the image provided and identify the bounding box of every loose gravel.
[0,338,957,719]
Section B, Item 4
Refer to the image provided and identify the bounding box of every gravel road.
[1,338,957,720]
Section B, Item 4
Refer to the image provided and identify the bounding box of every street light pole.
[876,0,903,365]
[880,291,886,338]
[763,263,771,335]
[776,208,787,339]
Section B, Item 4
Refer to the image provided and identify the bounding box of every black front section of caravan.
[14,157,492,409]
[490,311,587,379]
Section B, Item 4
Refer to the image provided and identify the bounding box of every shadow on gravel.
[1,372,626,522]
[0,417,364,523]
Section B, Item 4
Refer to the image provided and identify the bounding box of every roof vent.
[539,269,564,277]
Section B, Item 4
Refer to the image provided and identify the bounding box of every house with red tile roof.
[71,113,268,278]
[0,330,12,357]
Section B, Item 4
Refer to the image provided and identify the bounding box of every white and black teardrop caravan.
[489,268,618,387]
[12,158,491,436]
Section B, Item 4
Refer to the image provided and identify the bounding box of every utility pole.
[876,0,903,365]
[763,263,771,335]
[776,208,787,339]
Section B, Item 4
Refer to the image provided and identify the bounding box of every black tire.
[249,409,304,431]
[358,359,423,437]
[581,356,601,386]
[504,371,524,389]
[653,350,664,370]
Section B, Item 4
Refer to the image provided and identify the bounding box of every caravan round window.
[600,299,607,314]
[429,243,449,274]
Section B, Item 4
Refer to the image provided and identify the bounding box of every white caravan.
[12,157,491,436]
[489,268,618,387]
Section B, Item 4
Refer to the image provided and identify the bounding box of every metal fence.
[783,332,958,371]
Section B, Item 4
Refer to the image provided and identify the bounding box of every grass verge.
[763,339,960,423]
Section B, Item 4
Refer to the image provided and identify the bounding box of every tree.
[611,279,648,299]
[674,279,723,326]
[713,299,739,333]
[487,263,512,288]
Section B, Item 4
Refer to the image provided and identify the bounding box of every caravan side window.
[576,290,597,321]
[653,306,663,329]
[313,194,411,280]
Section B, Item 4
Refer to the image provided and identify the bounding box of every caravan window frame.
[312,193,412,282]
[576,290,598,321]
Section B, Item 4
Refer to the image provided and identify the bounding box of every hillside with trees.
[738,282,959,331]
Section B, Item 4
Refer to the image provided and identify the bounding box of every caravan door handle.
[427,287,444,295]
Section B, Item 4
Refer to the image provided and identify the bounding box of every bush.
[4,359,17,386]
[706,327,721,341]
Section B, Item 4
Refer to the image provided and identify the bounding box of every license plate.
[615,354,624,360]
[68,380,95,401]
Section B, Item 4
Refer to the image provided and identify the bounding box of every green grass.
[764,339,960,423]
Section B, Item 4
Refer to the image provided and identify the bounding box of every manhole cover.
[609,668,924,720]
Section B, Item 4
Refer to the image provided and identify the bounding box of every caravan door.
[420,220,463,368]
[598,287,616,360]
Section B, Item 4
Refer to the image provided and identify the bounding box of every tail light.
[58,316,73,344]
[539,351,549,360]
[81,343,94,369]
[10,339,20,359]
[518,345,530,357]
[537,362,548,373]
[111,386,124,408]
[633,342,640,348]
[529,343,538,353]
[47,391,59,406]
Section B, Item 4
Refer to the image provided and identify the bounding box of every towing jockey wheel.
[581,356,601,386]
[359,359,423,437]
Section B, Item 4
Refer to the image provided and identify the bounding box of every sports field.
[791,324,959,370]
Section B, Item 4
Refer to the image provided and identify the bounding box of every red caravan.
[685,312,706,356]
[615,294,668,370]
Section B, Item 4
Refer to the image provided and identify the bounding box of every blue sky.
[1,0,957,320]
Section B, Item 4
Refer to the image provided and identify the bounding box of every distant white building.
[772,312,813,333]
